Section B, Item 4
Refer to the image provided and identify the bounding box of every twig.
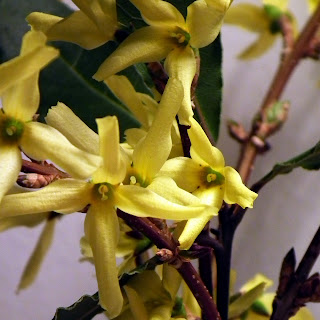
[117,209,221,320]
[21,159,70,178]
[237,3,320,184]
[271,226,320,320]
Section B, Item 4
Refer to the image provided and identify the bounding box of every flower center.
[0,112,24,144]
[171,27,191,46]
[95,183,113,201]
[205,168,225,186]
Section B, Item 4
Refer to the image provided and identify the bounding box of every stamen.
[207,173,217,183]
[130,175,141,186]
[98,184,109,200]
[6,126,16,136]
[130,176,137,185]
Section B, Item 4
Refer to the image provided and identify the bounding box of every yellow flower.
[105,75,184,159]
[0,99,208,317]
[308,0,320,11]
[94,0,231,124]
[224,1,295,59]
[0,31,100,203]
[160,117,258,249]
[27,0,118,49]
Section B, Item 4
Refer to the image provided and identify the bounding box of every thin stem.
[178,262,221,320]
[21,159,70,178]
[117,209,221,319]
[237,3,320,183]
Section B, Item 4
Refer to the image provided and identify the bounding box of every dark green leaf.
[252,141,320,192]
[0,0,71,62]
[52,293,103,320]
[116,0,146,29]
[0,0,147,136]
[194,35,223,142]
[39,41,139,135]
[166,0,194,17]
[119,255,163,286]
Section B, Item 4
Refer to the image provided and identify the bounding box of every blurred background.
[0,0,319,318]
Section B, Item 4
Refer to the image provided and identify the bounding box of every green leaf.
[39,41,139,135]
[52,293,103,320]
[0,0,71,61]
[252,140,320,192]
[166,0,194,17]
[194,36,223,142]
[0,0,152,137]
[229,283,266,319]
[119,255,163,286]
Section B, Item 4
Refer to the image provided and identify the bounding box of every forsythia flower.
[0,31,100,203]
[105,75,183,158]
[224,0,295,59]
[160,117,258,249]
[0,100,208,317]
[308,0,320,11]
[27,0,118,49]
[94,0,232,124]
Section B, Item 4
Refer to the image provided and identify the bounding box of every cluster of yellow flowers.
[0,0,266,318]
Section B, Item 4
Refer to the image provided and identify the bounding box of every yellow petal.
[45,102,99,155]
[0,144,21,203]
[132,78,183,183]
[123,286,149,320]
[240,273,273,293]
[187,0,229,48]
[162,264,181,299]
[0,179,92,217]
[26,12,62,34]
[224,4,269,33]
[17,217,56,292]
[308,0,320,12]
[164,47,196,125]
[0,213,48,232]
[189,117,225,168]
[0,32,59,95]
[94,26,174,80]
[115,185,208,220]
[182,281,201,317]
[229,282,266,319]
[2,73,39,122]
[159,157,203,193]
[125,128,147,148]
[223,166,258,208]
[105,75,150,127]
[238,31,277,60]
[84,202,123,317]
[28,11,114,50]
[92,116,127,184]
[148,176,203,207]
[21,122,101,179]
[178,215,211,250]
[130,0,185,28]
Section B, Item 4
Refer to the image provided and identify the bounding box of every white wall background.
[0,0,319,319]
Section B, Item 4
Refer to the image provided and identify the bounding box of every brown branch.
[271,226,320,320]
[21,160,70,178]
[237,3,320,184]
[117,209,221,320]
